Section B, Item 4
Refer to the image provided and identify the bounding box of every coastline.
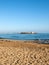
[0,39,49,47]
[0,38,49,44]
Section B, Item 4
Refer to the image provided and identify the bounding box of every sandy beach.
[0,39,49,65]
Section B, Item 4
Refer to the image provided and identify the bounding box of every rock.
[19,32,37,34]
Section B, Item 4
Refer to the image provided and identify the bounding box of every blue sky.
[0,0,49,33]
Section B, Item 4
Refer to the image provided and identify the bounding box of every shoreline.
[0,38,49,44]
[0,39,49,47]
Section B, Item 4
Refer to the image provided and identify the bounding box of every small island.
[19,32,37,34]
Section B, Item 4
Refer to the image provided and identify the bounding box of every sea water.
[0,33,49,40]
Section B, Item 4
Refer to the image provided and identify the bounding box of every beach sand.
[0,39,49,65]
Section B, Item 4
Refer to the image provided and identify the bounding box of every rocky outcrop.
[20,32,37,34]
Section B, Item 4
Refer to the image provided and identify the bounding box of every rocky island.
[19,32,37,34]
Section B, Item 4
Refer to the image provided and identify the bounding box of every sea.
[0,33,49,44]
[0,33,49,40]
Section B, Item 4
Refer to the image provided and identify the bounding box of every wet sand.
[0,39,49,65]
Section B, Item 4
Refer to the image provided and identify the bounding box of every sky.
[0,0,49,33]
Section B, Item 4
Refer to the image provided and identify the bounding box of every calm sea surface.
[0,33,49,40]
